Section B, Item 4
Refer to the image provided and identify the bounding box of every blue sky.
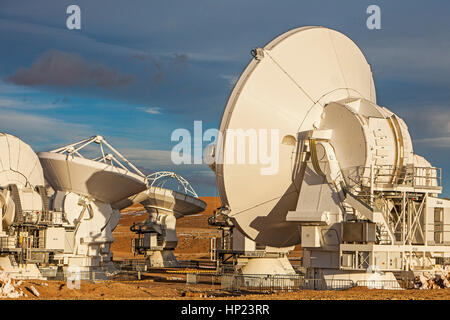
[0,0,449,197]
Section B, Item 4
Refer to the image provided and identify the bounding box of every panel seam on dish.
[327,29,350,97]
[265,50,315,105]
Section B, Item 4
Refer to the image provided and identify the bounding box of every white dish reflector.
[215,26,376,246]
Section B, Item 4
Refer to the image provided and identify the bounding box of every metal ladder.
[377,223,392,245]
[36,185,51,222]
[9,184,23,223]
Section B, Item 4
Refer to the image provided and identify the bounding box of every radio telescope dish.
[38,135,147,207]
[114,171,206,217]
[0,133,44,188]
[215,26,376,246]
[125,171,206,267]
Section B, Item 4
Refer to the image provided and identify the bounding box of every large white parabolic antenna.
[115,171,206,217]
[124,171,206,268]
[38,136,147,208]
[0,133,44,188]
[215,26,376,247]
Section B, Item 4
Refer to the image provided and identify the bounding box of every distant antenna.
[39,135,148,206]
[51,135,146,179]
[147,171,199,198]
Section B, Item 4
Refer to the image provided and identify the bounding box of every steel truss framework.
[51,135,199,197]
[337,164,450,272]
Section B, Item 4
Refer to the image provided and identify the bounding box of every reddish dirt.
[111,197,302,260]
[10,278,450,300]
[111,197,223,260]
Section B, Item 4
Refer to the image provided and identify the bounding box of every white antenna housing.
[210,26,450,282]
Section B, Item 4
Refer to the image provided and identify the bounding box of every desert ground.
[4,197,450,300]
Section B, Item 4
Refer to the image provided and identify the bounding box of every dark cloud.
[5,50,136,89]
[131,52,189,84]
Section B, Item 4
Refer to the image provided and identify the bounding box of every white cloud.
[0,80,40,94]
[414,137,450,148]
[399,106,450,142]
[138,107,162,115]
[118,148,173,167]
[185,52,242,63]
[0,110,93,151]
[386,106,450,151]
[0,97,60,110]
[0,110,92,149]
[220,74,238,88]
[366,37,450,84]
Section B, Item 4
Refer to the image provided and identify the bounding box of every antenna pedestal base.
[145,250,180,268]
[238,256,295,275]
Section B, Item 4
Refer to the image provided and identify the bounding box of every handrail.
[344,165,441,190]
